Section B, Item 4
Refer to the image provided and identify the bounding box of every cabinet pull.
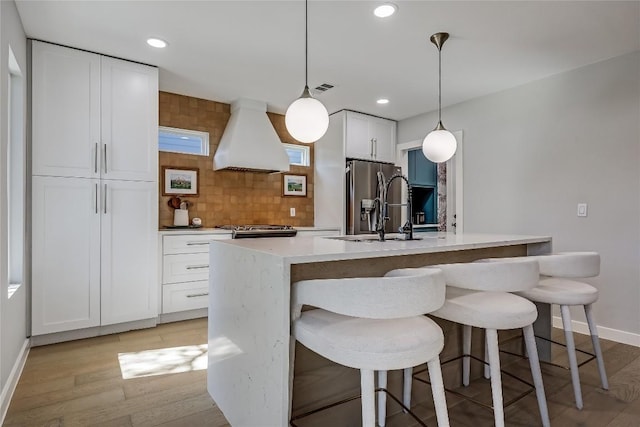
[373,138,377,158]
[186,242,209,246]
[186,265,209,270]
[95,183,98,214]
[370,138,374,158]
[103,183,107,214]
[94,143,98,174]
[103,144,108,174]
[186,292,209,298]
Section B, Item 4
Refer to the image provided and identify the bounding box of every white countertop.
[158,226,339,236]
[209,232,551,264]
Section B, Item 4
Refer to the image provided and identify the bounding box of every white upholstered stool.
[289,268,450,427]
[401,259,550,427]
[516,251,608,409]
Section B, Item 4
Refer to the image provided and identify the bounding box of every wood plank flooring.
[4,318,640,426]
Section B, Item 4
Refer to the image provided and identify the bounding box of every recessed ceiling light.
[147,38,167,48]
[374,3,397,18]
[377,98,390,105]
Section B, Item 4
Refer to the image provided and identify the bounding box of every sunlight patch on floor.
[118,344,208,379]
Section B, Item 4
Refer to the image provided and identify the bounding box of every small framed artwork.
[283,174,307,197]
[162,166,199,196]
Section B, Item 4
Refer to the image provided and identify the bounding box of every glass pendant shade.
[422,124,457,163]
[285,87,329,143]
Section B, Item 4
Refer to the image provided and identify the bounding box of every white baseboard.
[0,338,30,424]
[552,316,640,347]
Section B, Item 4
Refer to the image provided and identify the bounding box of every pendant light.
[422,32,457,163]
[285,0,329,144]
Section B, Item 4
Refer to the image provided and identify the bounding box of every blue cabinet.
[408,149,438,224]
[408,149,437,187]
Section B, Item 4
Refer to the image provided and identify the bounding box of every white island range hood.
[213,98,290,173]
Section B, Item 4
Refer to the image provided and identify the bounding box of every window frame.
[158,126,210,156]
[283,143,310,167]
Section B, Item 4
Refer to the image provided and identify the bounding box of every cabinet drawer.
[162,281,209,313]
[163,233,230,255]
[162,253,210,284]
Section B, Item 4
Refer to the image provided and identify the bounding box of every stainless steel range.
[215,224,297,239]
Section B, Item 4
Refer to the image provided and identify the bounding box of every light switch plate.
[577,203,588,217]
[290,207,296,217]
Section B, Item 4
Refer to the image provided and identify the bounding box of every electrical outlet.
[290,207,296,217]
[577,203,588,217]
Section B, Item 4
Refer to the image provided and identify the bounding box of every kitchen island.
[207,232,551,427]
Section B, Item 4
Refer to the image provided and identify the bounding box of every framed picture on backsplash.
[283,174,307,197]
[162,166,199,196]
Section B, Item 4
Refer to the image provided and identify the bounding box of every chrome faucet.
[377,173,414,242]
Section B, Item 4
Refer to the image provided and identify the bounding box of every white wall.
[0,0,28,417]
[399,52,640,341]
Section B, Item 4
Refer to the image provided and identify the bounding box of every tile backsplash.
[159,91,314,228]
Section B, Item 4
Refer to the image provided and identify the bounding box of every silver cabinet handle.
[103,183,107,214]
[370,138,374,158]
[94,143,98,174]
[373,138,377,158]
[103,144,107,174]
[186,292,209,298]
[95,183,98,214]
[187,242,209,246]
[186,265,209,270]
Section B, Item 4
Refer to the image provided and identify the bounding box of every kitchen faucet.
[375,172,414,242]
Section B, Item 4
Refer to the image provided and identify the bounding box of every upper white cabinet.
[32,41,158,181]
[344,111,396,163]
[32,42,101,179]
[100,57,158,181]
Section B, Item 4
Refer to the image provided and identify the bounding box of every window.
[8,46,24,298]
[159,126,209,156]
[283,143,310,167]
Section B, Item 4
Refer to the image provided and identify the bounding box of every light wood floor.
[4,318,639,426]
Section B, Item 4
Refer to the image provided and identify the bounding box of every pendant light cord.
[437,44,442,124]
[305,0,308,87]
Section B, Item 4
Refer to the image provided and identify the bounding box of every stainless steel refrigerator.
[346,159,402,235]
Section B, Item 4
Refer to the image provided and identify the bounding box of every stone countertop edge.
[208,232,552,264]
[158,226,341,235]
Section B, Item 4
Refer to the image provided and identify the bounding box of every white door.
[100,180,158,325]
[101,57,158,182]
[32,176,101,335]
[32,41,101,179]
[370,117,396,163]
[446,131,464,232]
[345,111,373,160]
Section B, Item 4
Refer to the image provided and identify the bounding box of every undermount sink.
[326,234,424,243]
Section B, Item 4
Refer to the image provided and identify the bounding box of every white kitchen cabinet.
[31,177,158,334]
[160,233,231,314]
[32,176,101,335]
[32,42,101,179]
[31,40,159,336]
[344,110,396,163]
[32,41,158,181]
[100,181,158,325]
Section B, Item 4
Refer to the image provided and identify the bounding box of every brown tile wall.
[159,91,314,228]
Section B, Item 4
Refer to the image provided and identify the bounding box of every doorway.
[396,130,463,232]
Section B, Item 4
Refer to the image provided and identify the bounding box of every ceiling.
[15,1,640,121]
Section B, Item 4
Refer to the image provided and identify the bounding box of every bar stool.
[400,259,550,427]
[289,268,450,427]
[515,251,608,409]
